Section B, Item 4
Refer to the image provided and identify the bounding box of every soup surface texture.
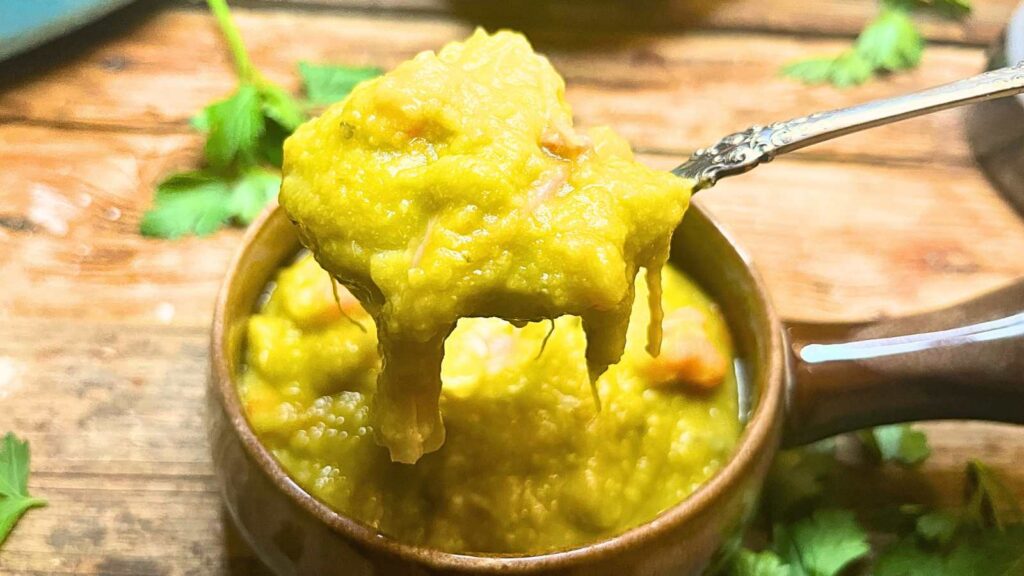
[279,30,693,463]
[240,254,740,554]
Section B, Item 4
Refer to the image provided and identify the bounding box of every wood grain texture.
[239,0,1015,45]
[0,320,272,576]
[1,1,1023,574]
[654,155,1024,322]
[0,8,994,166]
[0,125,239,327]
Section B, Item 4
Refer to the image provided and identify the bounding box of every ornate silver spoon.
[675,62,1024,191]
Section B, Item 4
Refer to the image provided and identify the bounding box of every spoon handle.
[675,62,1024,191]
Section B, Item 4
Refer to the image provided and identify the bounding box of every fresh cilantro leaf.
[781,57,840,85]
[228,168,281,224]
[875,537,949,576]
[828,51,875,87]
[0,432,46,546]
[140,171,234,238]
[256,119,291,168]
[782,0,969,86]
[141,168,281,238]
[875,526,1024,576]
[946,525,1024,576]
[0,433,28,497]
[142,0,318,238]
[916,511,959,545]
[859,424,931,466]
[191,107,211,132]
[142,1,391,238]
[260,83,307,132]
[299,61,382,105]
[204,83,266,170]
[856,8,923,72]
[731,549,791,576]
[781,50,874,87]
[784,7,922,87]
[774,509,870,576]
[964,460,1023,530]
[764,442,836,520]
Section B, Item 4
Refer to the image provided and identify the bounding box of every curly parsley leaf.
[782,1,969,86]
[773,508,871,576]
[0,433,46,546]
[730,549,791,576]
[299,61,383,105]
[859,424,932,466]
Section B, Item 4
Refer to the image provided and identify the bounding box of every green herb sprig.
[0,432,46,547]
[728,426,1024,576]
[141,0,381,239]
[782,0,972,87]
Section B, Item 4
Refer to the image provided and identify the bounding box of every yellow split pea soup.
[240,254,741,554]
[280,30,695,463]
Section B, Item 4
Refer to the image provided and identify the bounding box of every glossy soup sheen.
[240,254,740,554]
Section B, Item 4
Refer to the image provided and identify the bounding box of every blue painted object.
[0,0,135,61]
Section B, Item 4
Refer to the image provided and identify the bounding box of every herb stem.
[206,0,257,83]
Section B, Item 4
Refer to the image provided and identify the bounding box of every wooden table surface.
[2,0,1024,573]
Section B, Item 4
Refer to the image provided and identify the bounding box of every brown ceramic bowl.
[208,203,1024,576]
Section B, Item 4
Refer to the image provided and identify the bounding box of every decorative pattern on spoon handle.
[675,61,1024,191]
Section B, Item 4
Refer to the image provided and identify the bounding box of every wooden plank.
[242,0,1016,46]
[0,125,241,327]
[640,153,1024,322]
[0,320,1021,575]
[3,123,1023,328]
[0,8,992,167]
[0,320,271,576]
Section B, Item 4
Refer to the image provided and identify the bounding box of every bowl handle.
[781,280,1024,446]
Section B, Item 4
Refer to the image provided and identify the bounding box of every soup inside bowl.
[240,250,740,554]
[208,203,784,575]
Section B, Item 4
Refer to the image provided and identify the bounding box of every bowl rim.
[211,202,786,572]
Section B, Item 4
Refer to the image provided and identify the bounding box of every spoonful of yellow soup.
[280,30,692,463]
